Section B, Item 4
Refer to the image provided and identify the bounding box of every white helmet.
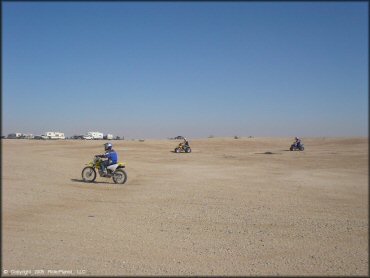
[104,142,112,151]
[295,137,299,140]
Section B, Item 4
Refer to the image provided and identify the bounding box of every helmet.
[104,142,112,151]
[295,137,299,140]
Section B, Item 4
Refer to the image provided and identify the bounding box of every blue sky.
[3,2,368,139]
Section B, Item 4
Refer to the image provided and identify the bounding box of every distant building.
[23,134,34,139]
[86,131,103,140]
[104,134,114,140]
[7,133,22,139]
[44,131,65,139]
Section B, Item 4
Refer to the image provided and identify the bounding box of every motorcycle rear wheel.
[82,166,96,182]
[113,169,128,184]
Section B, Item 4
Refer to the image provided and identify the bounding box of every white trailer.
[45,131,65,139]
[87,131,103,140]
[23,134,34,139]
[83,135,93,140]
[106,134,114,140]
[7,133,22,139]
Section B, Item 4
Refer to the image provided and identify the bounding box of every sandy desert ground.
[2,137,368,276]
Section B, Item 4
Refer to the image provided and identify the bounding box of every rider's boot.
[101,166,107,176]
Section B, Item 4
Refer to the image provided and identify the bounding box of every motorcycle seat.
[107,164,118,171]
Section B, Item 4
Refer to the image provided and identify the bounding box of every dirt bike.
[81,156,127,184]
[175,142,191,153]
[290,142,304,151]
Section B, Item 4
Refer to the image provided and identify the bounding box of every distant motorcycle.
[290,142,304,151]
[81,156,127,184]
[175,142,192,153]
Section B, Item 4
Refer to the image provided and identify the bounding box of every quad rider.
[178,138,190,149]
[183,137,190,148]
[95,142,118,175]
[293,137,302,148]
[174,137,192,153]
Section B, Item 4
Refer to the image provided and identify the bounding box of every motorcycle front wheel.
[175,148,180,153]
[82,166,97,182]
[113,169,128,184]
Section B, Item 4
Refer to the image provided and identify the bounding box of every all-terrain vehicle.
[175,141,191,153]
[290,143,304,151]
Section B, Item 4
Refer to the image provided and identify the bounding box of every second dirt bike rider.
[95,142,118,175]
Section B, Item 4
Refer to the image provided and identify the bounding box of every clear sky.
[3,2,368,139]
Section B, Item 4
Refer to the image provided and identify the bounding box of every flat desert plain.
[2,137,368,276]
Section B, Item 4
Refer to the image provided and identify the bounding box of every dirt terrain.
[2,137,368,276]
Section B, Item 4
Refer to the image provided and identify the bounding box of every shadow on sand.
[255,151,281,155]
[70,178,111,184]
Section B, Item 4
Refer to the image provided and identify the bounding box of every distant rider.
[95,142,118,175]
[183,138,190,148]
[294,137,302,148]
[178,137,190,149]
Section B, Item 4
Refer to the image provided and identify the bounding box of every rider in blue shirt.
[96,142,118,175]
[294,137,302,147]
